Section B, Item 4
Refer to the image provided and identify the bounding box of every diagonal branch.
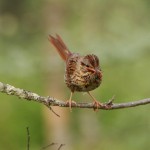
[0,82,150,111]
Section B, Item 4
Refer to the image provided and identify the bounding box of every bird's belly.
[65,73,101,92]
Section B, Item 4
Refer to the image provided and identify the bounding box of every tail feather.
[48,34,72,61]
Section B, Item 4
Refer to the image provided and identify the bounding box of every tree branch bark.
[0,82,150,111]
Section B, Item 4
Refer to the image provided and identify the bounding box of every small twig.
[26,127,30,150]
[107,95,115,105]
[103,95,115,109]
[41,142,65,150]
[48,106,60,117]
[58,144,65,150]
[45,97,60,117]
[41,142,58,149]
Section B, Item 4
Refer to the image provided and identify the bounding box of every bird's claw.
[93,100,102,111]
[66,100,77,112]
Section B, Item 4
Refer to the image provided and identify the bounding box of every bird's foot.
[66,100,77,112]
[93,100,102,111]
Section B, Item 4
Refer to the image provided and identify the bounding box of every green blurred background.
[0,0,150,149]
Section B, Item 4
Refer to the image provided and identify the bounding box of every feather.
[48,34,72,61]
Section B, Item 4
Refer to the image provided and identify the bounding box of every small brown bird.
[48,34,102,111]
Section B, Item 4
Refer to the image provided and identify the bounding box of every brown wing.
[65,54,80,92]
[48,34,72,61]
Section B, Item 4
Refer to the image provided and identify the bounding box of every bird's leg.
[68,92,73,111]
[87,91,102,111]
[66,92,76,112]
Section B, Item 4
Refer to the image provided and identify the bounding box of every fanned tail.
[48,34,72,61]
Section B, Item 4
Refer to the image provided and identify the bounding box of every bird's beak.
[93,69,102,79]
[87,68,95,73]
[87,68,102,78]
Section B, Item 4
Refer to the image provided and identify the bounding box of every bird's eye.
[81,62,90,68]
[85,64,89,67]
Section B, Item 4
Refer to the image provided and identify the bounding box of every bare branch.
[0,82,150,112]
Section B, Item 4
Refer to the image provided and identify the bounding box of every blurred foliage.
[0,0,150,149]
